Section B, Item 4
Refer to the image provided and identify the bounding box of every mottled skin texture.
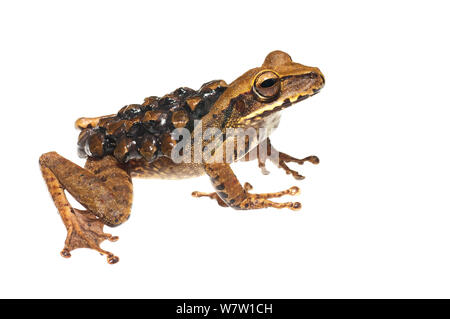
[39,51,325,263]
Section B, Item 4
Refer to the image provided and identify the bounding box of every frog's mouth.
[259,87,322,117]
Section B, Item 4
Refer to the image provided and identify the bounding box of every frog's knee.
[104,211,131,227]
[39,151,59,166]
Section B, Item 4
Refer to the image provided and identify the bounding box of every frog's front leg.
[257,138,319,180]
[39,152,133,264]
[193,163,301,210]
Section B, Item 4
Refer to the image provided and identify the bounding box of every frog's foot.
[272,153,319,180]
[61,209,119,264]
[255,139,319,179]
[191,191,228,207]
[257,156,271,175]
[193,182,301,210]
[238,183,302,211]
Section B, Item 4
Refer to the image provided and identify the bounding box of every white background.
[1,0,449,298]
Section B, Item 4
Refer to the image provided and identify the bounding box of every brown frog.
[39,51,325,263]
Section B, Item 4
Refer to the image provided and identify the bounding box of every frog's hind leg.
[39,152,132,264]
[254,138,319,180]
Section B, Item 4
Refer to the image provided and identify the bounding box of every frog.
[39,51,325,264]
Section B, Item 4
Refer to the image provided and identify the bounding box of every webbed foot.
[61,209,119,264]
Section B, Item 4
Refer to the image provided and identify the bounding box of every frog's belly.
[127,157,205,180]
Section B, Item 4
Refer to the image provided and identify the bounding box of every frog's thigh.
[196,163,301,210]
[40,152,133,226]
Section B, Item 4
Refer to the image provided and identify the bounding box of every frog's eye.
[253,71,281,101]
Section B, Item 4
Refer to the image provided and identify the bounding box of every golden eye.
[253,71,281,101]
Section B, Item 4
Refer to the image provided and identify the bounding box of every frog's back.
[77,80,227,163]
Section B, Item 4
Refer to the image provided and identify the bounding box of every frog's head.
[208,50,324,129]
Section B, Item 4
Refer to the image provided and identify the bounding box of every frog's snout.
[312,67,325,88]
[309,68,325,95]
